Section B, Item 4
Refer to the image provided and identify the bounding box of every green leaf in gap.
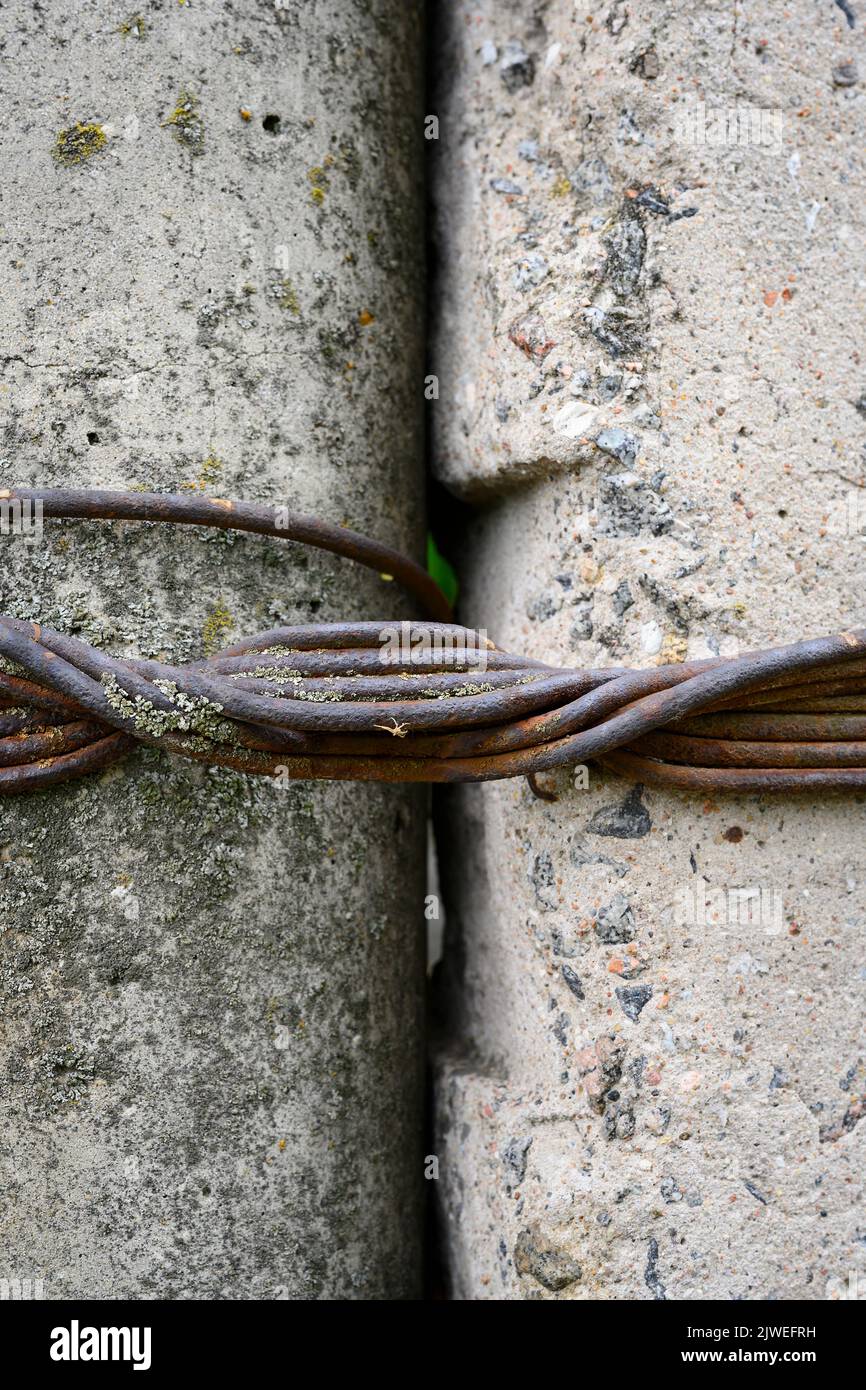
[427,532,459,608]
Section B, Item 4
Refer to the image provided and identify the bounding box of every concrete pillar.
[432,0,866,1299]
[0,0,426,1299]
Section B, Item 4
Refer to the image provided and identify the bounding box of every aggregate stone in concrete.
[431,0,866,1299]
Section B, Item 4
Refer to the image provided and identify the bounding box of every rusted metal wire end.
[2,488,865,795]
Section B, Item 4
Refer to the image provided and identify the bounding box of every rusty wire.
[1,487,866,796]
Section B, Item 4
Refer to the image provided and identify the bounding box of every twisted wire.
[2,488,865,795]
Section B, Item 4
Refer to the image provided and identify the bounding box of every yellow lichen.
[182,453,223,492]
[276,278,300,313]
[551,174,572,197]
[657,633,688,665]
[202,603,233,656]
[161,91,205,155]
[307,165,329,205]
[53,122,107,167]
[118,13,146,38]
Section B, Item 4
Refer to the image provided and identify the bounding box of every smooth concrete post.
[0,0,426,1299]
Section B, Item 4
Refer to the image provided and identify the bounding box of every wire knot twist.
[2,489,865,795]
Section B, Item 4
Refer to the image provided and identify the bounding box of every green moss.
[162,91,205,156]
[53,122,107,167]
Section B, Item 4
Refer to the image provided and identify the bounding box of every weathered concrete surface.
[431,0,866,1298]
[0,1,426,1299]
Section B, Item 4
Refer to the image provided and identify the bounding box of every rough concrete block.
[432,0,866,1299]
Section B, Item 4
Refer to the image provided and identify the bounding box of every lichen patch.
[53,123,107,167]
